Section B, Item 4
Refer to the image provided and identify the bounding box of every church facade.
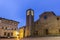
[19,9,60,38]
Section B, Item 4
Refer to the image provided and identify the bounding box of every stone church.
[19,9,60,38]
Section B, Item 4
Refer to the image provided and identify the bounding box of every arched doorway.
[45,29,48,35]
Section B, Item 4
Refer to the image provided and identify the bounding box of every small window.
[15,28,16,30]
[57,17,59,20]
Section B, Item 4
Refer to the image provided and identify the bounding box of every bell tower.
[25,9,34,37]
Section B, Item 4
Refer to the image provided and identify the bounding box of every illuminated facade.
[19,9,60,38]
[0,18,19,38]
[19,26,25,38]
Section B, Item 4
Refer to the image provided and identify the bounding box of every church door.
[45,29,48,35]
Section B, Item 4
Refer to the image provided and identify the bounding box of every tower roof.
[26,8,34,11]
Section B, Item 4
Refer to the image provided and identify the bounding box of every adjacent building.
[19,26,25,38]
[0,18,19,38]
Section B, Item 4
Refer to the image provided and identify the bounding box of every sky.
[0,0,60,28]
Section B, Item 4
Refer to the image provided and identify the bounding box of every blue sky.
[0,0,60,28]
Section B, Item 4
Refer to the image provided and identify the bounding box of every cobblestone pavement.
[0,38,16,40]
[1,37,60,40]
[21,37,60,40]
[0,39,15,40]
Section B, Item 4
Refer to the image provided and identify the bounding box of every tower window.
[27,10,31,15]
[29,10,31,13]
[44,15,47,19]
[57,17,59,20]
[31,11,34,16]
